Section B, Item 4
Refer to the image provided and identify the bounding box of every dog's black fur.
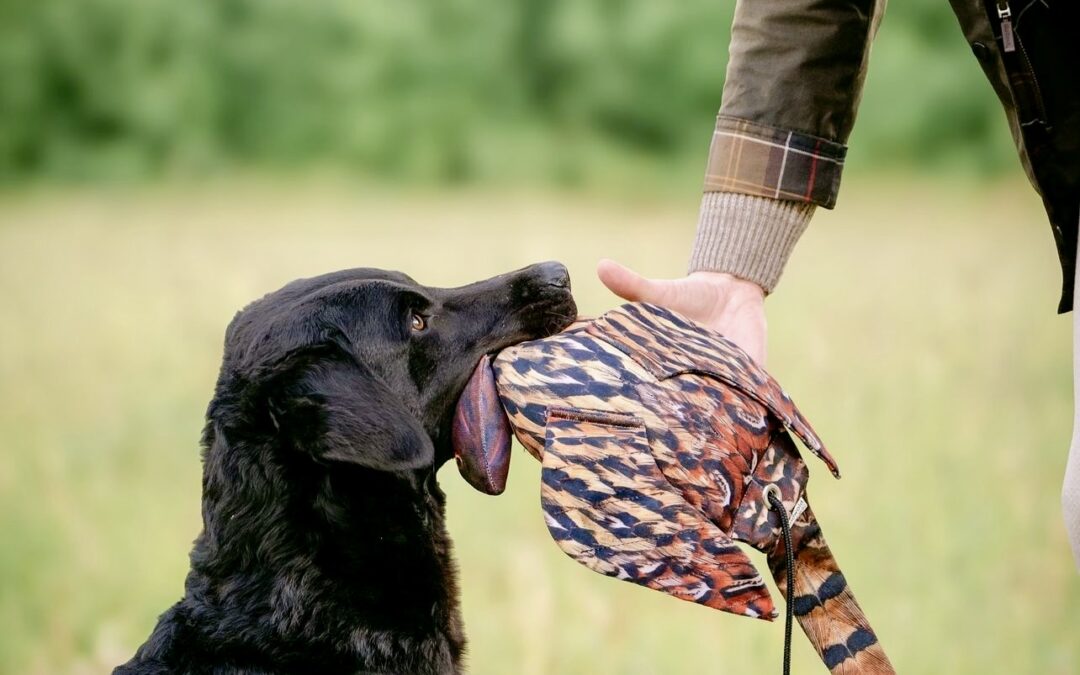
[115,263,575,675]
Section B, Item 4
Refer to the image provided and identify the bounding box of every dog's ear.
[277,358,435,471]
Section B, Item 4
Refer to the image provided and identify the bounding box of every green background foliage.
[0,0,1017,186]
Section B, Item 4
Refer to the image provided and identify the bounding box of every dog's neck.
[181,433,465,672]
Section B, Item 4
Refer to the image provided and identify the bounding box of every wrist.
[688,192,814,294]
[688,271,765,304]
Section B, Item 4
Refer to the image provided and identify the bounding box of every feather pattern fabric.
[453,302,893,674]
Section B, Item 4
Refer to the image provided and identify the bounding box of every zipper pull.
[998,1,1016,53]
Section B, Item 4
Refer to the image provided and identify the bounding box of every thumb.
[597,259,667,304]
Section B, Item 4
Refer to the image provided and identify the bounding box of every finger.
[596,259,666,304]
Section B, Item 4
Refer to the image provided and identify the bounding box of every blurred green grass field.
[1,178,1078,674]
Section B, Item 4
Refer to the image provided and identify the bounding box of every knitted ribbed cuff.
[688,192,815,294]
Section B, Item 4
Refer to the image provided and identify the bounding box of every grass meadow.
[1,177,1077,674]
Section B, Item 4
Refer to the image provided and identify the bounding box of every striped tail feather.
[769,508,895,674]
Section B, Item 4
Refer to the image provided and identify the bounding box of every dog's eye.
[410,314,427,332]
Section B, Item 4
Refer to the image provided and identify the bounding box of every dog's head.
[207,262,576,473]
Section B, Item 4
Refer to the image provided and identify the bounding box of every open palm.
[596,259,767,365]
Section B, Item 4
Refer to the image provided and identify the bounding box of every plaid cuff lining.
[702,116,847,209]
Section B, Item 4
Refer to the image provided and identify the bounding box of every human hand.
[596,259,767,364]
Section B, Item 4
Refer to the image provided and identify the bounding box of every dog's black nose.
[530,261,571,290]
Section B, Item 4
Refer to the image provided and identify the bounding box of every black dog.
[115,263,576,675]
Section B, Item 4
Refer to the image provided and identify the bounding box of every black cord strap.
[767,489,795,675]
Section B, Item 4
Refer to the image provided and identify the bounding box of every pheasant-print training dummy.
[452,303,894,674]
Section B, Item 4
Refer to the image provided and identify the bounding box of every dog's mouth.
[451,297,576,494]
[510,275,577,338]
[500,299,577,352]
[447,263,576,490]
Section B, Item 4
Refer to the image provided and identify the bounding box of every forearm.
[722,0,886,144]
[693,0,885,291]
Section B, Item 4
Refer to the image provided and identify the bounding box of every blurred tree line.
[0,0,1018,186]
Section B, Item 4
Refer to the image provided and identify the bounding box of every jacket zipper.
[994,0,1049,126]
[1014,34,1049,124]
[997,1,1015,52]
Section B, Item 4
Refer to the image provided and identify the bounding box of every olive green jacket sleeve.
[690,0,887,292]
